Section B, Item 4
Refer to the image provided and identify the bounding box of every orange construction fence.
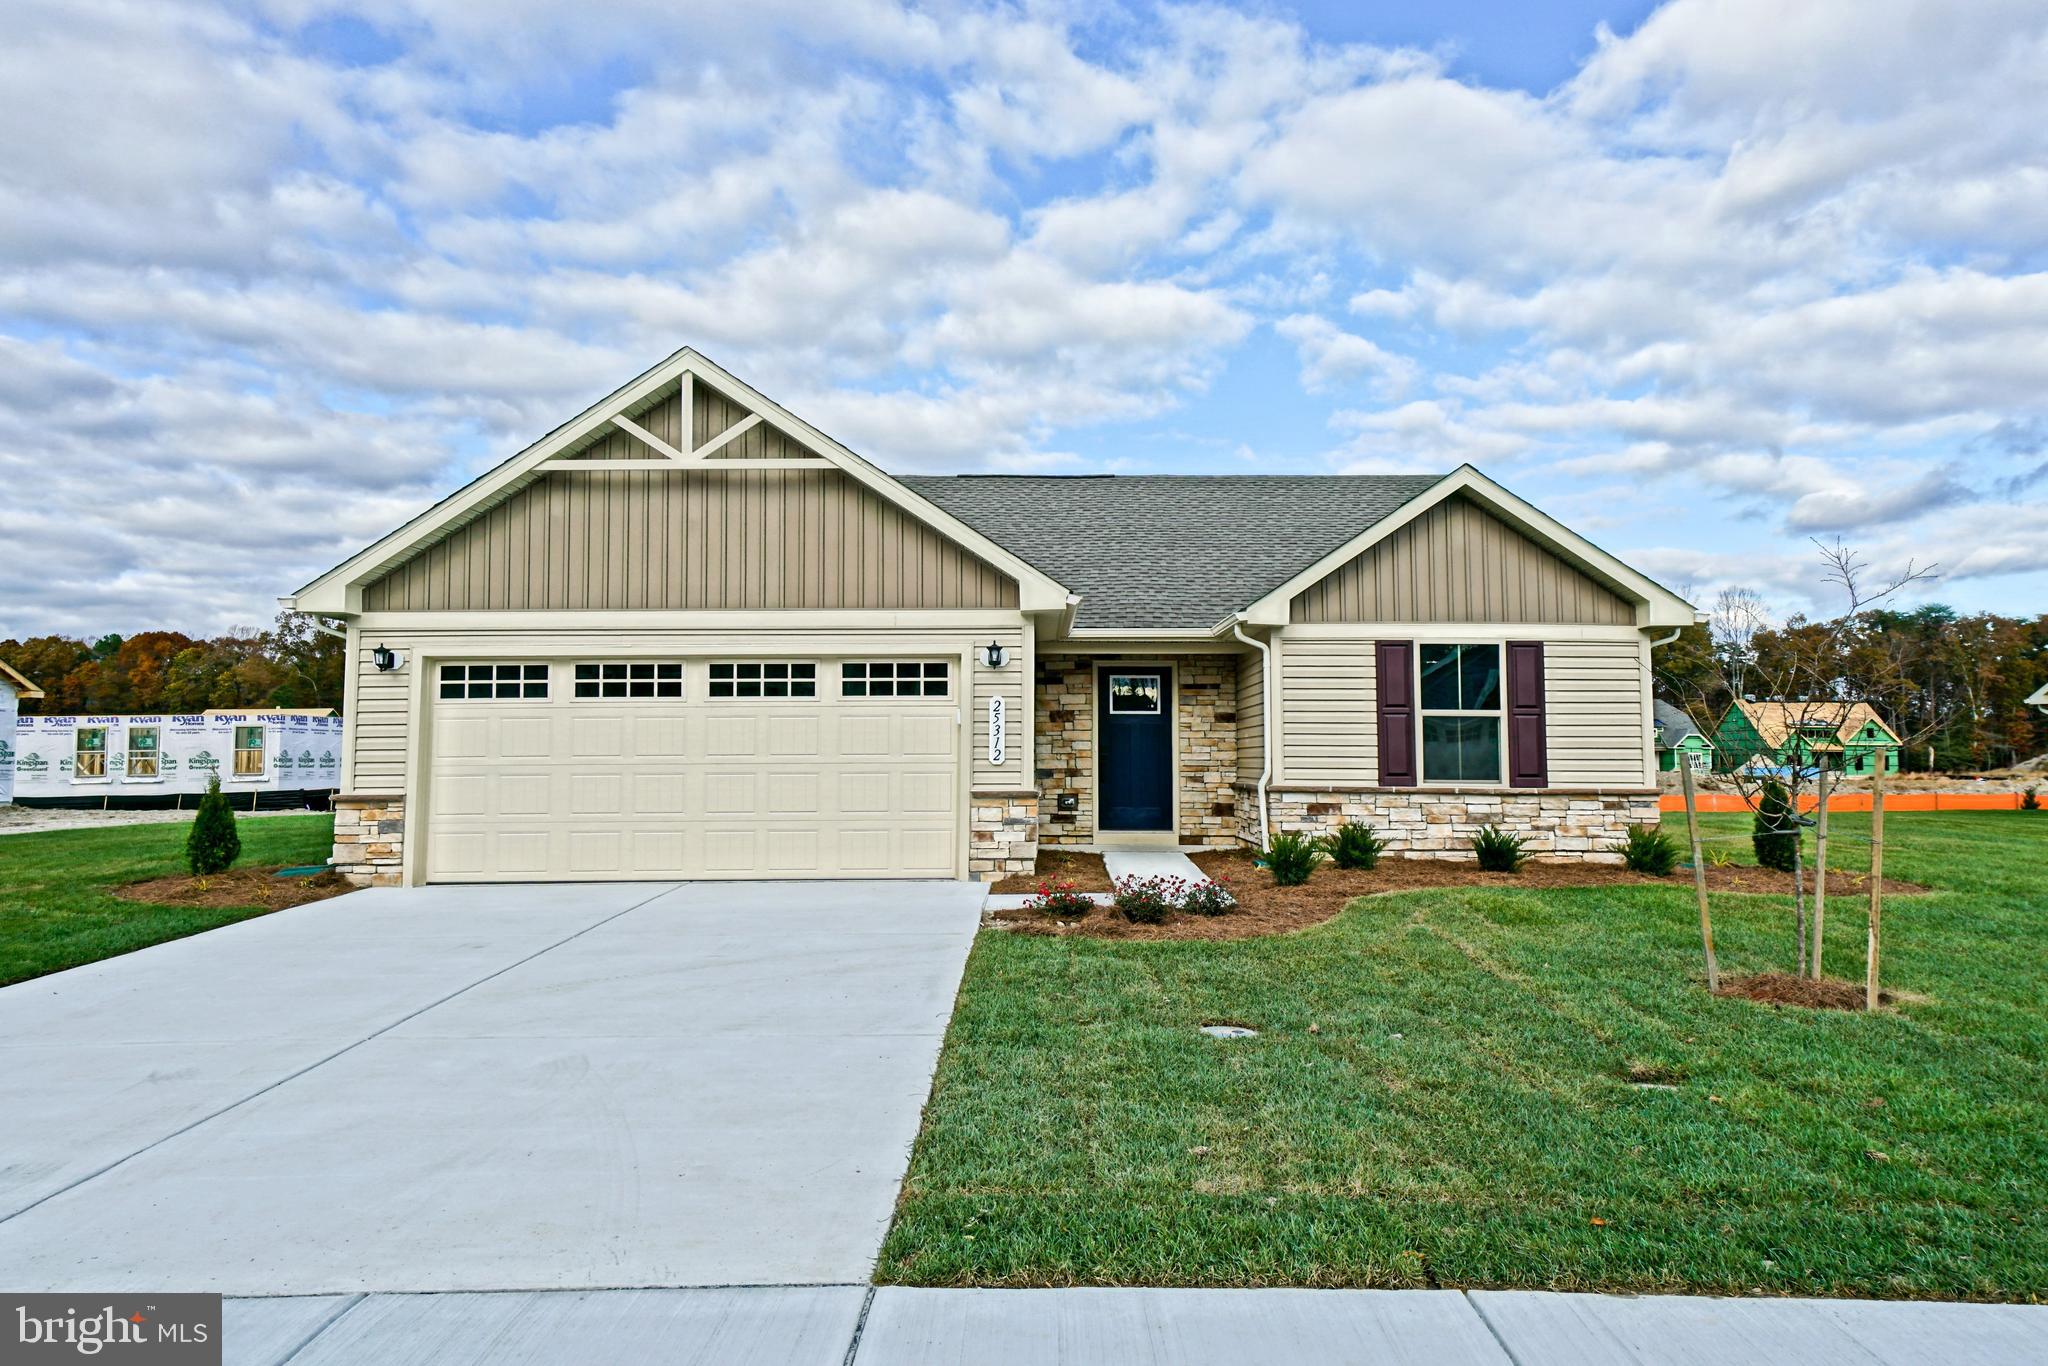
[1658,791,2023,813]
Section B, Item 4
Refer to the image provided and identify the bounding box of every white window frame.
[841,660,951,699]
[707,661,817,700]
[1415,640,1506,786]
[573,661,684,701]
[73,726,110,783]
[231,724,267,780]
[438,662,551,701]
[1106,673,1163,715]
[125,724,163,782]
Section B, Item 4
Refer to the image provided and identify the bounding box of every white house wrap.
[10,712,343,803]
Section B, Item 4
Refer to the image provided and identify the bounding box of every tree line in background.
[1655,596,2048,772]
[1,613,345,716]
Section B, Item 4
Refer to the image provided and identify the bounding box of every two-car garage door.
[423,659,960,881]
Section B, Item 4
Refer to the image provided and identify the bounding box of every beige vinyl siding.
[1235,650,1266,775]
[1277,636,1377,784]
[1291,495,1635,625]
[1544,639,1649,786]
[345,622,1026,799]
[350,640,411,793]
[361,469,1019,612]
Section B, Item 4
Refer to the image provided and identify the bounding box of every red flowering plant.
[1180,875,1236,917]
[1023,880,1098,918]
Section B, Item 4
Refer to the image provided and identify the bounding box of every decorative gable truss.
[288,349,1070,615]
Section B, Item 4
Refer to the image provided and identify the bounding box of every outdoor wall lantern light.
[372,643,400,671]
[982,640,1008,668]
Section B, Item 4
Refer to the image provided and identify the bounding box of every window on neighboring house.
[1418,643,1501,783]
[708,662,815,699]
[127,725,160,779]
[439,663,549,700]
[233,725,266,777]
[574,662,682,699]
[843,661,950,698]
[1686,748,1710,772]
[74,726,108,779]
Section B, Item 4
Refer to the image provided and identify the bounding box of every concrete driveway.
[0,879,981,1295]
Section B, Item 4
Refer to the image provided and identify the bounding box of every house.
[285,348,1698,887]
[1712,699,1901,775]
[10,710,343,808]
[0,661,45,804]
[1653,700,1714,772]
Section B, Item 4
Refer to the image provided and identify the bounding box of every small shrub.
[1112,875,1178,924]
[1023,880,1096,918]
[1262,831,1326,886]
[2024,786,2040,812]
[1752,779,1799,872]
[1471,825,1526,873]
[1324,821,1386,870]
[1614,824,1681,876]
[186,774,241,876]
[1180,877,1236,917]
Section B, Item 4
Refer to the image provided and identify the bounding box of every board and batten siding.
[1290,495,1635,626]
[1271,632,1648,788]
[362,469,1019,613]
[341,624,1027,797]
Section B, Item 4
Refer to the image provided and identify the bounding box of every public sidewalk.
[224,1285,2048,1365]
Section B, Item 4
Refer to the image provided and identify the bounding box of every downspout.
[1646,626,1683,784]
[1231,617,1274,851]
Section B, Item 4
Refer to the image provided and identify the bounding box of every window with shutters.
[1417,643,1502,783]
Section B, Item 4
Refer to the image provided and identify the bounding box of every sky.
[3,0,2046,639]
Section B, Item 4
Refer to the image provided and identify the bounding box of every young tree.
[186,774,242,877]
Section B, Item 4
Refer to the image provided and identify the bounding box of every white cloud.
[1274,314,1416,397]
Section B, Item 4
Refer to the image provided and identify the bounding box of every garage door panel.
[426,674,961,882]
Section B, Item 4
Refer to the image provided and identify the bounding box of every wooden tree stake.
[1681,762,1718,993]
[1811,763,1831,980]
[1867,761,1886,1010]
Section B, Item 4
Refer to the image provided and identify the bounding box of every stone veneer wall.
[1036,654,1239,847]
[333,794,405,886]
[969,792,1039,881]
[1236,786,1659,863]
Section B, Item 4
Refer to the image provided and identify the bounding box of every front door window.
[1099,669,1172,830]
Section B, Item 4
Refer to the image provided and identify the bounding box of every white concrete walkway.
[217,1286,2048,1366]
[0,880,982,1295]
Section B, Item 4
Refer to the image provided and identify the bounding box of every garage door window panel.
[574,662,682,699]
[843,661,950,698]
[709,662,816,699]
[440,663,549,700]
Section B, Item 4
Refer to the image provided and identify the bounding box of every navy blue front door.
[1099,668,1172,831]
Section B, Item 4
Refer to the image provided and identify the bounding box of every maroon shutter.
[1506,641,1548,788]
[1375,640,1417,786]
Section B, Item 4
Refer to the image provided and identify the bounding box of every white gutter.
[1648,627,1681,649]
[1230,617,1274,851]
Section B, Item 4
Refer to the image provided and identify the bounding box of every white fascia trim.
[1237,464,1699,629]
[293,347,1071,616]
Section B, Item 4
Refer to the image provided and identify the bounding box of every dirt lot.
[988,847,1926,942]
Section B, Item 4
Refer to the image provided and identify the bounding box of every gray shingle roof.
[902,474,1443,631]
[1653,700,1706,748]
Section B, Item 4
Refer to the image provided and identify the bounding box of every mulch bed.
[987,848,1927,942]
[990,849,1113,893]
[114,867,355,910]
[1716,972,1898,1012]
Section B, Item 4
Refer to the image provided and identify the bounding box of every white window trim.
[72,726,112,785]
[123,724,165,784]
[571,661,686,701]
[840,660,953,700]
[1106,672,1164,715]
[706,661,820,701]
[1414,639,1507,788]
[228,724,268,782]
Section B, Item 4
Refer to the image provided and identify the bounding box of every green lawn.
[880,812,2048,1300]
[0,814,337,986]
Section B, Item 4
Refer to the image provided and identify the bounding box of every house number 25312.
[988,695,1006,765]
